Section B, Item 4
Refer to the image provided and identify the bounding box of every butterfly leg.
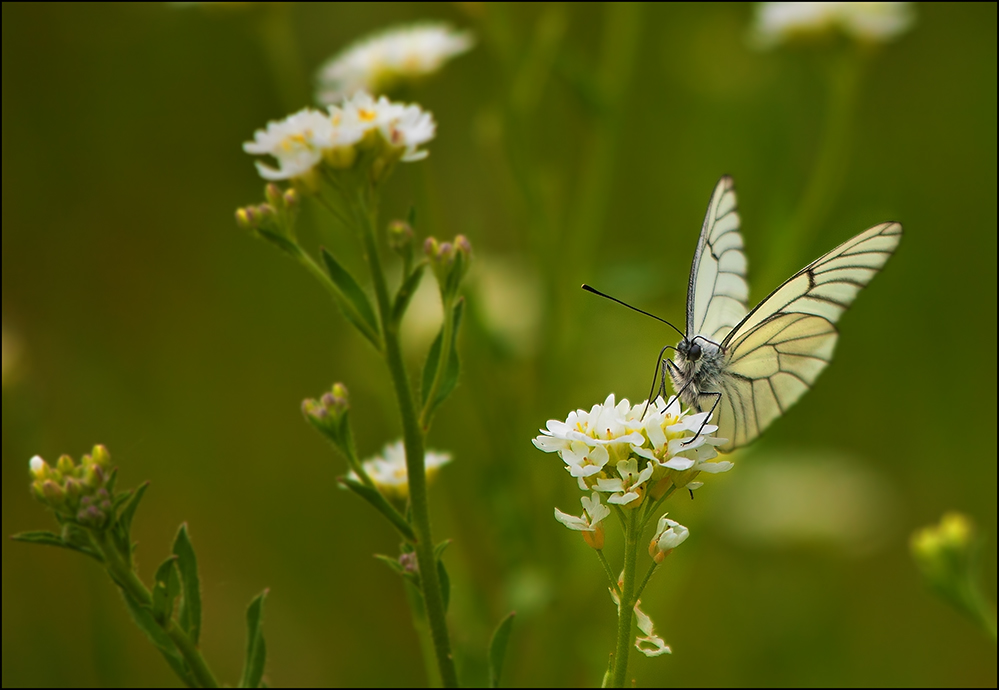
[681,391,721,446]
[663,358,685,409]
[640,345,675,419]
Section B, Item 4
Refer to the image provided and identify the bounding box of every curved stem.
[634,561,660,602]
[611,509,640,688]
[597,549,622,598]
[92,531,220,689]
[356,191,460,688]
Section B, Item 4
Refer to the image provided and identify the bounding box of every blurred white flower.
[469,256,542,359]
[649,515,689,563]
[751,2,915,49]
[317,23,474,104]
[243,107,339,181]
[348,440,451,500]
[244,94,436,182]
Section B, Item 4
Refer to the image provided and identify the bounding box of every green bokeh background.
[2,2,996,687]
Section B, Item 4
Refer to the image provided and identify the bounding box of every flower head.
[555,492,611,549]
[751,2,916,49]
[348,440,451,501]
[533,394,730,501]
[317,23,474,104]
[243,108,339,182]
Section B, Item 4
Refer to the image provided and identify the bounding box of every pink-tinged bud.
[42,481,66,506]
[265,183,283,207]
[283,188,299,209]
[455,234,472,256]
[424,237,439,257]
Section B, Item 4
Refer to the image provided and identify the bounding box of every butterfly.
[585,176,902,452]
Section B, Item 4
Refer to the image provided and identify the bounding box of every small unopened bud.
[64,477,83,501]
[283,188,299,209]
[265,183,284,208]
[236,207,254,230]
[255,204,276,221]
[455,234,472,257]
[328,383,350,414]
[90,445,111,471]
[399,552,419,574]
[423,237,439,258]
[56,454,76,477]
[42,480,66,506]
[388,220,414,255]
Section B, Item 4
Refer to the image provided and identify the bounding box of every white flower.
[348,440,451,500]
[636,397,732,489]
[554,492,611,532]
[751,2,915,49]
[29,456,47,480]
[649,515,689,563]
[317,23,474,104]
[634,604,672,657]
[595,459,655,506]
[243,108,337,181]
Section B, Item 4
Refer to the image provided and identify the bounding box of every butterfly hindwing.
[711,221,902,450]
[686,176,749,343]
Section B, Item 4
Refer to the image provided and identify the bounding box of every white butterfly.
[586,176,902,452]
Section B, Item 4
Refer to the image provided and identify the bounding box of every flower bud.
[29,456,49,481]
[283,188,299,210]
[56,454,76,477]
[425,235,473,298]
[387,220,414,256]
[90,445,111,471]
[649,515,689,563]
[265,183,284,208]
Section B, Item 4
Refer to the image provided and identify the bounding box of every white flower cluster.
[317,23,474,104]
[348,440,451,501]
[535,394,730,541]
[243,92,436,181]
[752,2,915,48]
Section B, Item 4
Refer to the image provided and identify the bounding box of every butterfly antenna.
[581,285,685,340]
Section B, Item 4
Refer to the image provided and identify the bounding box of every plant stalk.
[357,191,460,688]
[611,509,640,688]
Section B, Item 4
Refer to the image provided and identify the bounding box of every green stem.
[419,295,455,430]
[357,191,460,688]
[404,579,444,687]
[596,549,622,597]
[642,485,678,530]
[611,509,640,688]
[634,561,659,602]
[760,49,865,289]
[92,532,220,689]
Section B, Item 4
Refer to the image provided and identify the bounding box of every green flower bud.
[265,183,284,208]
[303,383,354,459]
[283,188,299,210]
[56,454,76,476]
[388,220,414,257]
[41,480,67,507]
[235,207,254,230]
[90,445,111,471]
[425,235,473,299]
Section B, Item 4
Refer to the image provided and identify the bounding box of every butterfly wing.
[686,176,749,343]
[713,221,903,451]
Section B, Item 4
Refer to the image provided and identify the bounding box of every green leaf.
[338,477,417,543]
[437,557,451,615]
[120,590,196,687]
[116,481,149,542]
[488,612,517,688]
[11,531,103,562]
[239,591,269,689]
[407,205,417,230]
[172,524,202,646]
[151,556,181,625]
[392,263,426,324]
[256,228,302,258]
[420,298,464,413]
[374,554,420,587]
[434,539,452,561]
[321,248,380,346]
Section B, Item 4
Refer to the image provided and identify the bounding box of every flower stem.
[611,509,640,688]
[634,561,660,602]
[357,191,459,688]
[92,531,220,689]
[419,295,455,430]
[597,549,622,598]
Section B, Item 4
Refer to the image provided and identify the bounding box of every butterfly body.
[658,176,901,452]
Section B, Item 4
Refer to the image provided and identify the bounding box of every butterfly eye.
[688,341,702,361]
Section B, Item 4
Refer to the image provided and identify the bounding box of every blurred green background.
[3,2,996,687]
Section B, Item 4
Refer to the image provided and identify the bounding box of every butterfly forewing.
[711,221,902,451]
[687,176,749,343]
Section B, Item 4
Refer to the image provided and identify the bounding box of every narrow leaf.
[421,299,464,413]
[256,228,302,258]
[392,264,426,324]
[117,481,150,540]
[434,540,452,560]
[407,205,417,229]
[488,612,517,688]
[321,248,380,344]
[173,524,203,645]
[120,590,196,687]
[239,591,269,689]
[338,477,417,543]
[151,556,181,625]
[374,554,406,575]
[437,558,451,615]
[12,531,103,562]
